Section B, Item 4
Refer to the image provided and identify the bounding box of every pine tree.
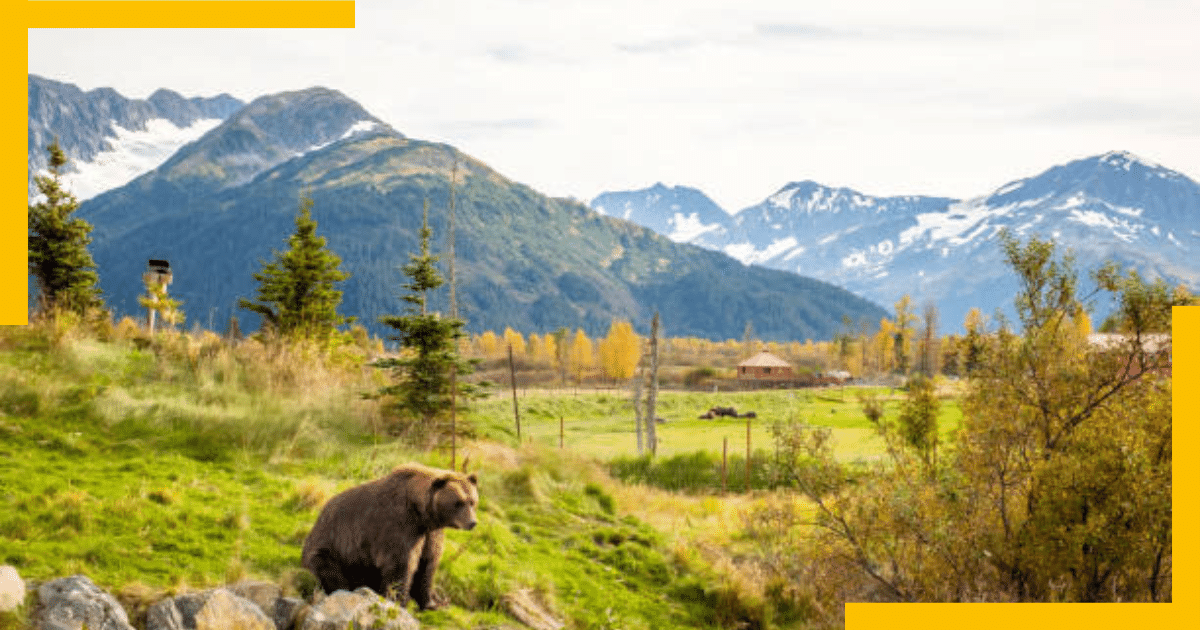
[371,201,482,440]
[28,140,103,315]
[238,195,351,341]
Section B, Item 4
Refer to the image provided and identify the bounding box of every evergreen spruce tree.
[28,140,103,315]
[372,201,483,441]
[238,195,351,341]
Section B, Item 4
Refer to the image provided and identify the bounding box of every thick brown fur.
[301,463,479,610]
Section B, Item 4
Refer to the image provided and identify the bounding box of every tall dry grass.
[2,313,388,463]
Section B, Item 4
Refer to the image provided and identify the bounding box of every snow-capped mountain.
[28,74,244,200]
[140,86,394,192]
[706,182,955,270]
[593,151,1200,331]
[592,183,731,242]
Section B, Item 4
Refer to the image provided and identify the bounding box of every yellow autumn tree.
[598,319,641,381]
[568,328,594,384]
[543,334,559,364]
[872,317,898,374]
[477,330,501,357]
[503,327,527,356]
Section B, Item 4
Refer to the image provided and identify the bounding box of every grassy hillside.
[0,323,770,629]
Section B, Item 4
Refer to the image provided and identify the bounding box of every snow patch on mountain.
[669,212,723,242]
[768,187,797,209]
[342,120,379,138]
[299,119,383,156]
[1068,210,1142,242]
[725,237,800,265]
[900,194,1049,247]
[58,117,222,200]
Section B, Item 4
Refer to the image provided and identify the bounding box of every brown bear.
[301,463,479,610]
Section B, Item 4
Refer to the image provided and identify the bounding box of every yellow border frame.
[8,3,1195,629]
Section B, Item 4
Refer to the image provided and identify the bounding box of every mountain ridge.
[592,152,1200,331]
[42,80,888,341]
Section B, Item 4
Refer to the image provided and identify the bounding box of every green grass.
[470,386,962,464]
[0,328,769,629]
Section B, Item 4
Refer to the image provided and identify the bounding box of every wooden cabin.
[737,351,794,380]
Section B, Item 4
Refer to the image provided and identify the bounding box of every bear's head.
[431,473,479,531]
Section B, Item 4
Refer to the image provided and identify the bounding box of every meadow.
[0,322,960,629]
[472,386,961,464]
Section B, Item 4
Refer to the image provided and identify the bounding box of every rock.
[299,587,418,630]
[0,565,25,612]
[273,597,309,630]
[502,588,563,630]
[226,581,281,614]
[32,574,135,630]
[146,588,273,630]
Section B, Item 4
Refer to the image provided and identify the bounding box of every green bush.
[682,366,718,388]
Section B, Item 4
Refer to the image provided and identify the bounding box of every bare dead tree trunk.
[632,368,644,456]
[646,312,660,455]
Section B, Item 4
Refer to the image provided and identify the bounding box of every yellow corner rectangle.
[26,2,355,29]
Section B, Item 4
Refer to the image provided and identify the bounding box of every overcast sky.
[27,0,1200,212]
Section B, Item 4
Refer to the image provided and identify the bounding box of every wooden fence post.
[509,344,520,441]
[722,437,728,494]
[746,416,752,493]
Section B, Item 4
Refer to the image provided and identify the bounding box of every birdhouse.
[144,259,172,287]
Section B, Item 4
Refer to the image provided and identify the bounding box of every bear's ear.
[431,477,451,493]
[467,473,478,486]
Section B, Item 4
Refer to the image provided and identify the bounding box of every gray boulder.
[32,575,134,630]
[224,581,308,630]
[272,597,310,630]
[146,588,273,630]
[0,565,25,612]
[298,587,418,630]
[225,583,307,628]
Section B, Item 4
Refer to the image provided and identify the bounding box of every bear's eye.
[456,500,466,508]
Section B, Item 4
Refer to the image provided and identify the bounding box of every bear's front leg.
[376,547,414,607]
[409,529,444,610]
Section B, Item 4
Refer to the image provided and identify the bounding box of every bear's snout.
[463,520,477,531]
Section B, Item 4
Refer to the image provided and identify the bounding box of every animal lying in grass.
[301,463,479,610]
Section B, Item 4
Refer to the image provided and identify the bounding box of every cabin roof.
[738,351,792,368]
